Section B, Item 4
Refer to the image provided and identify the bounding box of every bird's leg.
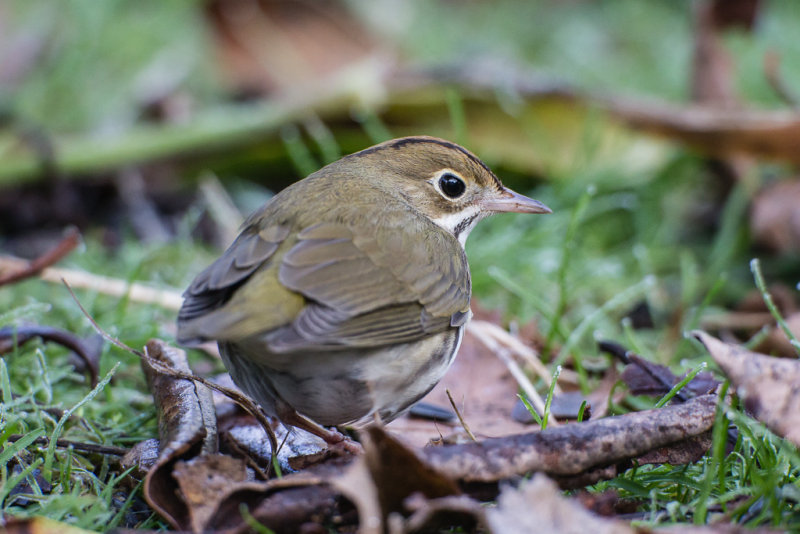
[275,402,363,455]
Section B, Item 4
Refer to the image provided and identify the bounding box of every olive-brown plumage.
[177,136,550,442]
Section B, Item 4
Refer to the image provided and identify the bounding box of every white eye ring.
[431,169,467,201]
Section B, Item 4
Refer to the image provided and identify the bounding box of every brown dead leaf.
[2,517,97,534]
[399,494,484,533]
[621,354,719,398]
[575,489,640,517]
[637,432,713,466]
[486,474,639,534]
[206,0,377,94]
[332,425,460,534]
[172,454,250,533]
[141,339,218,530]
[693,331,800,447]
[607,100,800,166]
[754,312,800,358]
[120,438,160,476]
[751,179,800,254]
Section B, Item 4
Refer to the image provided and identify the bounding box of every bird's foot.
[278,407,363,455]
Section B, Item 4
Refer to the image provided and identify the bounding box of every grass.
[2,0,800,531]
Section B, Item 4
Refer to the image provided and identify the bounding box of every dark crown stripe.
[352,137,503,190]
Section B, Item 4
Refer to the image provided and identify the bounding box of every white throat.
[431,205,483,247]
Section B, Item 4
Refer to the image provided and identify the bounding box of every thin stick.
[7,434,128,456]
[445,389,476,442]
[0,227,80,286]
[0,256,184,310]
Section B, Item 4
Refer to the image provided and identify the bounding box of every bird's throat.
[431,205,483,246]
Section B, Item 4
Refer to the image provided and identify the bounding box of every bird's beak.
[481,187,552,214]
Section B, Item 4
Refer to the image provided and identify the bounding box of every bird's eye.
[438,172,466,199]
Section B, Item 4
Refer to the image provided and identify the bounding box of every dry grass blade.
[466,320,551,420]
[445,388,477,442]
[0,258,185,310]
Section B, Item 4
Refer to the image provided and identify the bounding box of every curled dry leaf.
[486,474,638,534]
[171,454,250,533]
[693,331,800,447]
[332,425,461,534]
[0,325,101,386]
[141,339,218,530]
[621,353,719,398]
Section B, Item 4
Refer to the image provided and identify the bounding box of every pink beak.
[481,187,552,214]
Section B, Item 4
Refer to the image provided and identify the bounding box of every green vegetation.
[1,0,799,530]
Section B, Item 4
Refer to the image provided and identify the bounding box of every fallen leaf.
[485,474,638,534]
[693,331,800,447]
[754,312,800,358]
[205,0,376,94]
[636,432,713,465]
[621,353,719,398]
[751,179,800,254]
[2,517,97,534]
[172,454,250,533]
[141,339,218,530]
[332,425,460,533]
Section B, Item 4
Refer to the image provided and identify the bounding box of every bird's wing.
[177,212,471,349]
[176,224,295,344]
[267,217,471,350]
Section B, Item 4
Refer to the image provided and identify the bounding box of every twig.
[0,227,80,286]
[0,325,100,387]
[199,171,244,246]
[445,389,477,442]
[421,394,718,482]
[0,257,184,310]
[7,434,128,456]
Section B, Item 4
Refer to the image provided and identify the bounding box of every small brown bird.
[177,136,550,445]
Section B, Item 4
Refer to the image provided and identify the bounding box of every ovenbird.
[177,136,550,444]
